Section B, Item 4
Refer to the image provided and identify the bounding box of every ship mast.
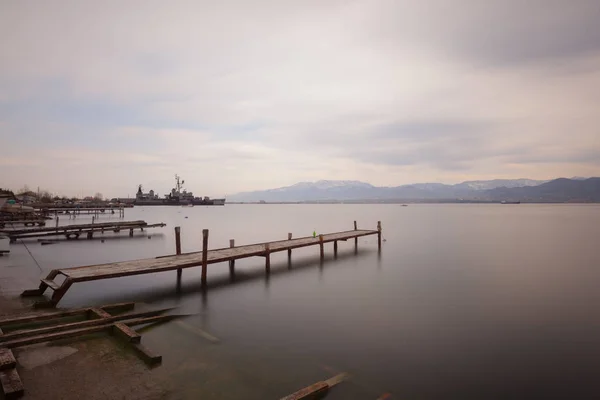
[174,174,185,193]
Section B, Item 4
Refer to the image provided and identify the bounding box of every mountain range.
[228,177,600,203]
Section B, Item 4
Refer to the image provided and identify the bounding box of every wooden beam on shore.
[0,308,174,343]
[0,367,24,399]
[0,314,178,349]
[0,302,135,327]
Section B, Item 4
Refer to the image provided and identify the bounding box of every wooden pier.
[22,221,382,307]
[0,219,47,229]
[2,220,166,242]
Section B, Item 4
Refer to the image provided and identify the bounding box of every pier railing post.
[264,243,271,273]
[287,233,292,264]
[319,234,324,260]
[377,221,382,251]
[229,239,235,274]
[201,229,209,287]
[175,227,182,281]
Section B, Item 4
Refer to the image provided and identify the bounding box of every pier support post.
[353,221,358,251]
[319,234,324,260]
[201,229,209,287]
[87,231,93,240]
[55,216,59,229]
[265,243,271,273]
[229,239,235,274]
[175,227,182,281]
[377,221,382,251]
[334,240,338,258]
[287,233,292,265]
[129,228,134,237]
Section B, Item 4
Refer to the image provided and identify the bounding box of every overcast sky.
[1,0,599,197]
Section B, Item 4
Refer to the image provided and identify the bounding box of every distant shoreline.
[226,200,599,205]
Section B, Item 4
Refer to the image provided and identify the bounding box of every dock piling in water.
[287,233,293,264]
[319,234,324,260]
[265,243,271,273]
[175,227,182,282]
[354,221,358,251]
[377,221,382,251]
[229,239,235,274]
[201,229,209,287]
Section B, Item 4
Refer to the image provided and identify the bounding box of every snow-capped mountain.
[453,179,548,191]
[228,178,558,202]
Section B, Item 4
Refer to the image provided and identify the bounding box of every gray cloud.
[367,0,600,66]
[1,0,599,195]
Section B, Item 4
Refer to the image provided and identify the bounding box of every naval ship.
[134,175,226,206]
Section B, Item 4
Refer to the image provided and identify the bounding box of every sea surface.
[2,204,600,399]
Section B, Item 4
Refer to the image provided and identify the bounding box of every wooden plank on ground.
[0,368,24,399]
[0,308,173,342]
[131,343,162,365]
[89,308,111,318]
[0,302,134,327]
[1,314,177,349]
[0,348,16,371]
[112,323,141,343]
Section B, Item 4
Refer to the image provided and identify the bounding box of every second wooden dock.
[2,220,166,242]
[22,221,382,307]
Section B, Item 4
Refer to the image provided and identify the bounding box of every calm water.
[2,204,600,399]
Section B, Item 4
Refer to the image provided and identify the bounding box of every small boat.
[401,204,408,207]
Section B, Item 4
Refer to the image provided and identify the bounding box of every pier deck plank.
[61,229,376,282]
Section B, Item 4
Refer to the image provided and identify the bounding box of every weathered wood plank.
[0,307,88,326]
[0,368,24,399]
[112,323,141,343]
[41,279,60,291]
[89,308,111,319]
[279,381,329,400]
[0,308,173,343]
[1,314,177,349]
[0,348,16,371]
[131,343,162,365]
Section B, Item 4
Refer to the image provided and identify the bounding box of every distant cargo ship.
[500,200,521,204]
[134,175,226,206]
